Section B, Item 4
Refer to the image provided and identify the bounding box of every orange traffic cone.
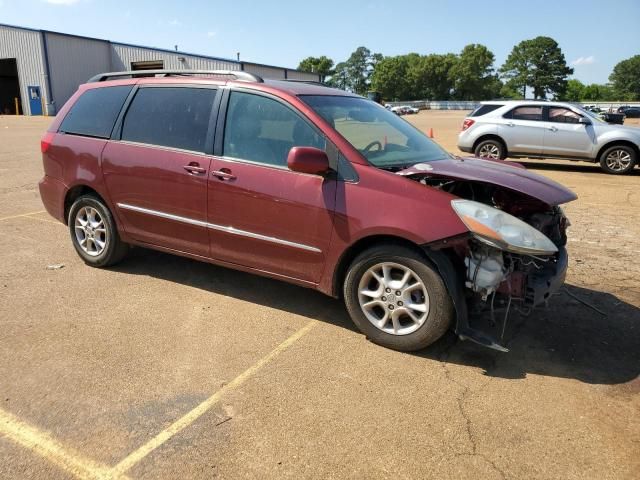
[428,128,434,138]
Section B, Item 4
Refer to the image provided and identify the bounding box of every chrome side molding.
[117,203,322,253]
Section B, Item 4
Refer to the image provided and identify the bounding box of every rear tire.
[343,244,454,352]
[599,145,636,174]
[68,195,129,267]
[474,139,506,160]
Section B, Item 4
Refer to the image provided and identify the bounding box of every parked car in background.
[621,106,640,118]
[402,105,420,114]
[458,100,640,174]
[390,105,419,115]
[583,105,603,114]
[39,69,576,352]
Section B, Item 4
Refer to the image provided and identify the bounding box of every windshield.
[301,95,450,168]
[577,105,606,123]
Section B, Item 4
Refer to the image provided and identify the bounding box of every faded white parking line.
[109,320,318,477]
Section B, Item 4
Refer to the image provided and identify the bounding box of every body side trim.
[116,203,322,253]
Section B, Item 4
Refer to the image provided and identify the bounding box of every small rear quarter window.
[470,104,502,117]
[59,85,133,138]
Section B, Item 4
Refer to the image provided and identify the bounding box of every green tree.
[330,62,349,90]
[370,53,419,100]
[449,44,499,100]
[563,79,585,101]
[500,36,573,99]
[297,56,335,81]
[413,53,458,100]
[328,47,382,94]
[609,55,640,100]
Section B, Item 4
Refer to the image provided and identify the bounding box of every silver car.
[457,100,640,174]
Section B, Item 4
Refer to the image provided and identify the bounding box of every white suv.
[457,100,640,174]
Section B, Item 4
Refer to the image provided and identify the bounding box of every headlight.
[451,199,558,255]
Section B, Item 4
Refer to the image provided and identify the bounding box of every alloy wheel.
[74,206,108,256]
[478,143,501,159]
[357,262,430,335]
[605,149,632,172]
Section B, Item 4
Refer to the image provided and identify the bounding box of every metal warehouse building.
[0,23,320,116]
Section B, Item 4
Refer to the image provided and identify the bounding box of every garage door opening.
[0,58,22,115]
[131,60,164,71]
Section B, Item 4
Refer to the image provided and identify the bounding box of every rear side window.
[59,85,132,138]
[504,106,543,121]
[121,87,216,152]
[223,91,324,167]
[548,107,581,124]
[470,104,502,117]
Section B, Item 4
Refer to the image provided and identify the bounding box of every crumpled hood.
[397,157,577,206]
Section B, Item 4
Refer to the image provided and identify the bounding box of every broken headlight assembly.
[451,199,558,256]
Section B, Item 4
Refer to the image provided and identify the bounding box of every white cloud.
[571,56,596,66]
[206,31,216,37]
[44,0,81,5]
[168,19,182,26]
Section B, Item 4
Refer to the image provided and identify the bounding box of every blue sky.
[1,0,638,84]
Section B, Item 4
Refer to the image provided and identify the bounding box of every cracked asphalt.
[1,113,639,479]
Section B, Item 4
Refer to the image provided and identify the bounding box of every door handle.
[548,126,558,132]
[184,164,206,174]
[506,122,515,127]
[211,169,236,181]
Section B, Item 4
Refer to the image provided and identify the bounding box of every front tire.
[343,244,454,352]
[68,195,129,267]
[474,139,506,160]
[599,145,636,174]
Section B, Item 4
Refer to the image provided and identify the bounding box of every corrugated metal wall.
[45,32,111,114]
[0,25,47,115]
[111,44,239,72]
[1,24,320,115]
[243,63,286,80]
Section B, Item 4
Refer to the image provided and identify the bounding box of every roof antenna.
[237,52,240,61]
[174,45,178,51]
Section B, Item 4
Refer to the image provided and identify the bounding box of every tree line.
[298,38,640,102]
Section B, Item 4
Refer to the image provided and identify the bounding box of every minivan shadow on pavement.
[114,248,640,387]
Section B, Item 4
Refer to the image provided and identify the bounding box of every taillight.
[41,132,55,154]
[461,119,475,131]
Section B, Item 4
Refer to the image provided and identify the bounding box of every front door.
[542,106,595,158]
[498,105,545,155]
[102,85,218,257]
[207,90,336,284]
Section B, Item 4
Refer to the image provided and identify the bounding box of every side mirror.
[578,117,591,126]
[287,147,330,176]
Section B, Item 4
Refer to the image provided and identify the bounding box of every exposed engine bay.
[407,172,571,351]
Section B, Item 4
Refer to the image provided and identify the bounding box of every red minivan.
[39,70,576,352]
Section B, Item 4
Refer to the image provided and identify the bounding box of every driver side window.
[548,107,582,124]
[223,92,325,167]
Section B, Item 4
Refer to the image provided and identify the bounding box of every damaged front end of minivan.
[398,158,577,351]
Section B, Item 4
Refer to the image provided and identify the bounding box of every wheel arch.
[331,234,430,298]
[595,140,640,164]
[472,134,508,156]
[64,185,106,225]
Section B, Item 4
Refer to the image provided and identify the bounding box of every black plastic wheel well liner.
[63,185,104,225]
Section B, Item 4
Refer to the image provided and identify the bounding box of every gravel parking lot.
[1,112,638,479]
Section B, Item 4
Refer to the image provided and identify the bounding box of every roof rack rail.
[87,69,263,83]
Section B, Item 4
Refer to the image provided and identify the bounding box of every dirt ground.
[0,111,638,480]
